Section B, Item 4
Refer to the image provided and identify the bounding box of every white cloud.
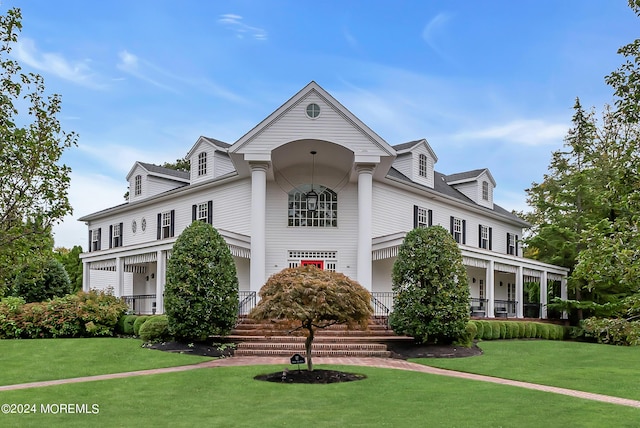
[117,50,179,93]
[421,12,453,60]
[13,38,106,89]
[218,14,268,40]
[452,119,568,146]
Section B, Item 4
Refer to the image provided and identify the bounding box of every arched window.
[288,185,337,227]
[419,153,428,177]
[482,181,489,200]
[134,175,142,196]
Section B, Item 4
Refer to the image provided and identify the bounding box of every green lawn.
[415,340,640,400]
[0,338,212,386]
[1,365,639,427]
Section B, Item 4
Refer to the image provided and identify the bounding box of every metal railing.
[469,298,488,317]
[371,292,394,317]
[494,299,517,318]
[523,303,541,318]
[122,294,157,315]
[238,291,256,316]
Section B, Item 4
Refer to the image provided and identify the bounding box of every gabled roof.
[392,139,438,162]
[387,167,528,227]
[445,168,496,187]
[185,136,231,160]
[126,161,190,181]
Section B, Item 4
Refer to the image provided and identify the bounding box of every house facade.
[79,82,568,318]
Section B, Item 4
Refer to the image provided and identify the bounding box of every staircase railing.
[237,291,256,316]
[371,292,395,329]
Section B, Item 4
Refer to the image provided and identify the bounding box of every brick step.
[234,348,391,358]
[237,342,388,351]
[233,323,390,331]
[223,335,412,343]
[230,330,398,338]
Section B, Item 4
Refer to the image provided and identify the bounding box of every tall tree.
[0,8,77,295]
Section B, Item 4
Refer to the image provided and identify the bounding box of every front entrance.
[301,260,324,269]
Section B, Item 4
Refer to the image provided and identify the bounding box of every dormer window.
[134,175,142,196]
[198,152,207,176]
[419,154,428,178]
[482,181,489,200]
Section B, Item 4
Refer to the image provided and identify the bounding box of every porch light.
[305,151,318,212]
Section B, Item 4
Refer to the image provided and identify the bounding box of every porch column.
[356,163,375,291]
[486,260,495,318]
[249,161,269,294]
[540,271,548,319]
[82,261,90,292]
[116,257,125,298]
[156,250,165,314]
[561,276,568,319]
[515,266,523,318]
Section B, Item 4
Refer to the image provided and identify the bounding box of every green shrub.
[133,316,150,336]
[165,221,239,342]
[139,315,170,342]
[473,321,484,340]
[491,322,501,340]
[518,322,526,338]
[390,226,470,344]
[525,322,535,338]
[538,323,550,339]
[582,317,640,346]
[122,315,137,335]
[508,322,520,339]
[481,321,493,340]
[0,296,26,338]
[11,259,72,303]
[464,321,477,345]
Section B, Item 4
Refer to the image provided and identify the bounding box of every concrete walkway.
[2,356,640,409]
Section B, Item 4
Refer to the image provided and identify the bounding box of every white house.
[79,81,568,319]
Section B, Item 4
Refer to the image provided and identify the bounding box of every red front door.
[301,260,324,270]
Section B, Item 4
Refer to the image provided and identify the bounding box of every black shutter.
[170,210,175,237]
[207,200,213,224]
[88,229,92,252]
[450,216,454,234]
[97,228,101,250]
[489,227,493,250]
[192,204,197,222]
[157,213,162,240]
[413,205,418,229]
[506,233,511,254]
[109,225,113,249]
[462,220,466,245]
[478,225,483,248]
[428,209,433,227]
[119,222,124,247]
[515,235,519,256]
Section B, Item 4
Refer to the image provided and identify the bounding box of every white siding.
[452,181,477,204]
[238,92,390,157]
[190,145,214,184]
[411,145,435,189]
[477,171,494,209]
[147,176,186,197]
[214,152,235,178]
[128,165,147,203]
[392,153,412,180]
[264,181,359,281]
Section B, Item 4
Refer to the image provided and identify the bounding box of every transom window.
[162,211,172,238]
[419,153,428,178]
[482,181,489,201]
[288,251,337,272]
[288,185,337,227]
[198,152,207,176]
[197,202,208,222]
[134,175,142,196]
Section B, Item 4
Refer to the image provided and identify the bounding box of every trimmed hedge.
[133,316,150,336]
[468,320,567,342]
[139,315,170,343]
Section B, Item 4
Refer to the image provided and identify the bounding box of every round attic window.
[306,103,320,119]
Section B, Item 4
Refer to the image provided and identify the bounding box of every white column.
[116,257,125,298]
[516,266,523,318]
[486,260,495,318]
[540,271,548,319]
[356,164,375,291]
[156,250,165,315]
[560,276,568,319]
[82,261,91,292]
[249,162,269,294]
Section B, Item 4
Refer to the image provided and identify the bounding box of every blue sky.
[6,1,637,248]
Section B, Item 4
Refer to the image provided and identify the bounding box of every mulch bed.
[255,368,366,384]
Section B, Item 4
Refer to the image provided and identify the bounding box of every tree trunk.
[305,323,314,372]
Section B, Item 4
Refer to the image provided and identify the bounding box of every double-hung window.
[90,228,101,251]
[413,205,433,228]
[479,225,492,250]
[482,181,489,201]
[157,210,175,239]
[192,201,213,224]
[134,175,142,196]
[450,216,466,244]
[110,223,123,248]
[507,233,518,255]
[198,152,207,176]
[418,154,428,178]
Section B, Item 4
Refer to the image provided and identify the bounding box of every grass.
[0,338,212,386]
[1,364,639,427]
[414,340,640,400]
